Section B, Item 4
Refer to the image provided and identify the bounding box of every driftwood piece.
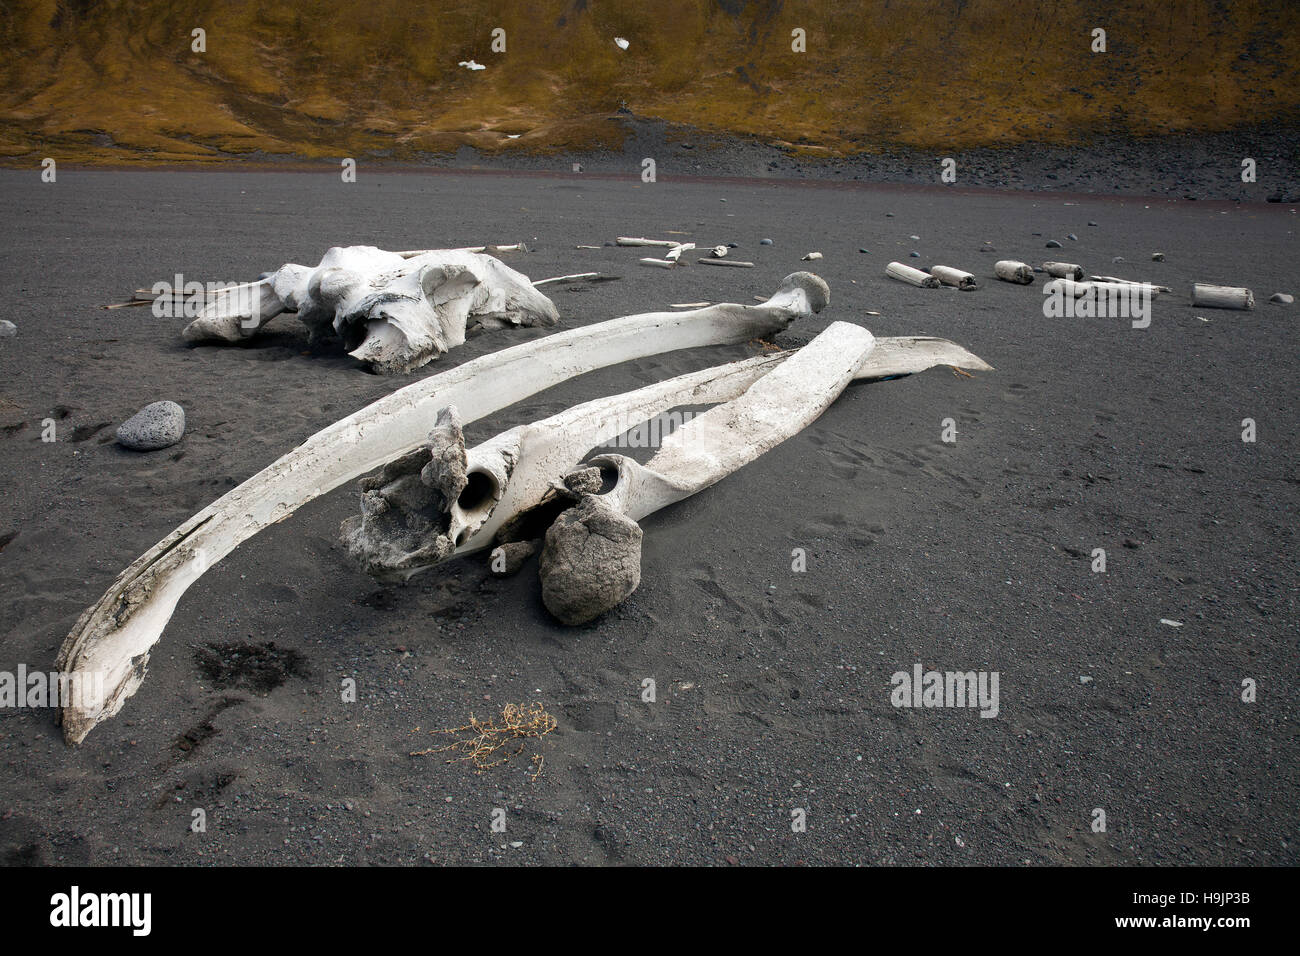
[886,262,940,288]
[698,259,755,268]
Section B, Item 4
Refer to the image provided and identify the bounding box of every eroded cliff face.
[3,0,1297,164]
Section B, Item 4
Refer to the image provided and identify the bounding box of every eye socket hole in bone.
[457,471,498,512]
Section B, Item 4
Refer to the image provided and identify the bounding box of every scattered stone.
[1151,252,1165,261]
[1269,292,1293,304]
[859,248,870,254]
[726,242,739,248]
[1045,239,1062,248]
[539,494,642,625]
[909,235,920,241]
[885,212,894,217]
[0,320,15,338]
[1112,256,1125,263]
[801,251,822,261]
[909,251,920,258]
[1079,675,1093,684]
[759,238,773,245]
[116,400,185,451]
[1088,221,1098,226]
[562,466,603,495]
[1067,233,1078,241]
[489,540,536,577]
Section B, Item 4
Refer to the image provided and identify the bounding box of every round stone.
[116,401,185,451]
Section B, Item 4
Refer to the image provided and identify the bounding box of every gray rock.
[1152,252,1165,261]
[489,540,536,577]
[539,494,642,625]
[0,320,16,338]
[1269,292,1294,304]
[1045,239,1062,248]
[759,238,773,245]
[116,401,185,451]
[562,466,604,495]
[1067,233,1078,241]
[909,251,920,258]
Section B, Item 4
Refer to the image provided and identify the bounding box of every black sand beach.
[0,168,1296,865]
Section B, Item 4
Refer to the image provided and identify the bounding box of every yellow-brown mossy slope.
[2,0,1298,165]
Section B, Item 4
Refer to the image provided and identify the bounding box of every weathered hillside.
[2,0,1297,163]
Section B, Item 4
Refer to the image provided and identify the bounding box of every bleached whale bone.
[342,332,992,581]
[181,246,560,374]
[55,273,830,744]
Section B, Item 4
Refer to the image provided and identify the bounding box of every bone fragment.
[1190,283,1254,310]
[531,273,604,287]
[929,265,979,290]
[1087,276,1168,296]
[342,334,990,582]
[886,262,940,288]
[1043,261,1085,280]
[182,247,559,374]
[1043,278,1094,298]
[994,260,1035,284]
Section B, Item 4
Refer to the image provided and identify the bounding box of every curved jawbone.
[57,273,830,744]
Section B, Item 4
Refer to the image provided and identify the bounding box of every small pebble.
[909,235,920,240]
[1112,256,1125,263]
[1067,233,1078,241]
[1151,252,1165,261]
[1088,221,1098,226]
[0,320,15,338]
[859,248,870,254]
[116,400,185,451]
[759,238,773,245]
[909,251,920,258]
[1270,292,1293,304]
[1045,239,1062,248]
